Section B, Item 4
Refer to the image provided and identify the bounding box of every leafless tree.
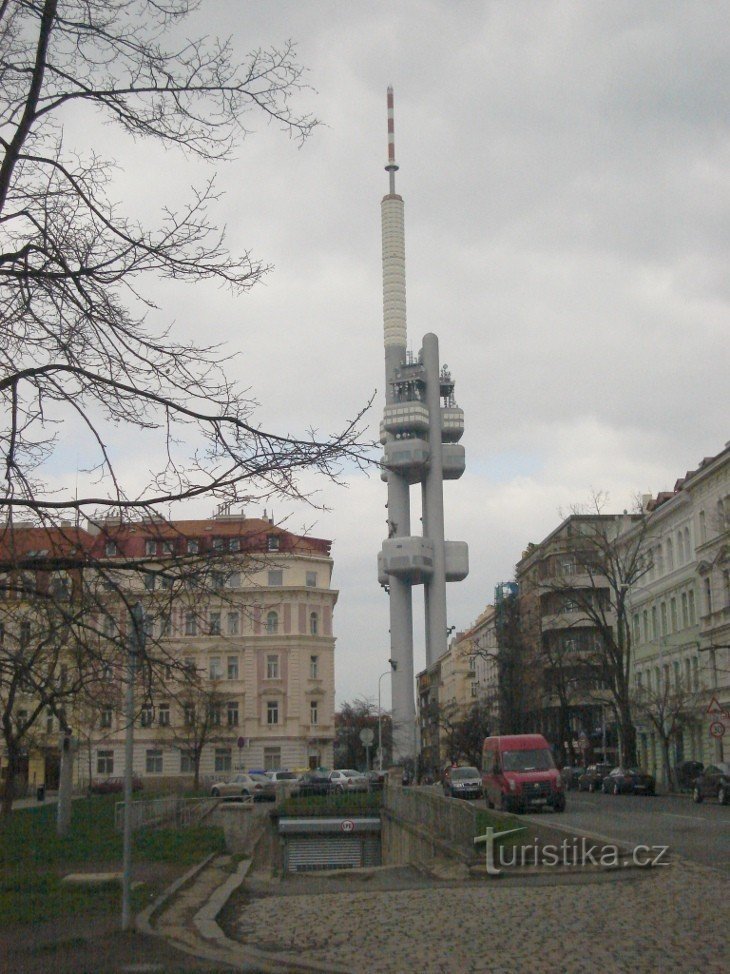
[0,0,370,523]
[632,677,699,790]
[538,499,652,765]
[0,2,372,812]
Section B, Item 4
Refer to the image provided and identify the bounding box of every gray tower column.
[421,333,448,667]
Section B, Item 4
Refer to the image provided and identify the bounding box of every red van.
[482,734,565,814]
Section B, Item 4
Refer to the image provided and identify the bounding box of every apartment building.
[0,513,337,794]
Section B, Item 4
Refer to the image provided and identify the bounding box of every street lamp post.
[378,660,396,772]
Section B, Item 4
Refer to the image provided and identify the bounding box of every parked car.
[577,764,613,793]
[293,771,333,797]
[691,762,730,805]
[329,769,369,793]
[482,734,565,813]
[89,775,142,795]
[265,769,301,797]
[675,760,704,792]
[560,766,586,790]
[210,772,275,801]
[365,770,387,790]
[442,765,483,800]
[601,767,655,796]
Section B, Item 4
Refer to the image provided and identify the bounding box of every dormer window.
[267,535,280,552]
[105,541,118,557]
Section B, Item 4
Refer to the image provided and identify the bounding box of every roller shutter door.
[286,835,363,872]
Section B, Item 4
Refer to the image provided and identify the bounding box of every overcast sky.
[72,1,730,708]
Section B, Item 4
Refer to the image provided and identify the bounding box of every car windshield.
[250,773,270,783]
[274,772,297,780]
[451,767,479,779]
[502,749,554,772]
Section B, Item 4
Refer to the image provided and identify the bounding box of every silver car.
[210,772,275,801]
[328,769,369,793]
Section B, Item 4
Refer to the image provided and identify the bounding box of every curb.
[136,852,217,936]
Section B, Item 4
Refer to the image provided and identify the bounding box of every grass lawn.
[0,795,226,925]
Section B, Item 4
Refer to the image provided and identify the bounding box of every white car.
[328,769,368,793]
[210,773,275,801]
[265,769,301,797]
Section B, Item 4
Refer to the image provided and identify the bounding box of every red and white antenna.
[386,86,399,193]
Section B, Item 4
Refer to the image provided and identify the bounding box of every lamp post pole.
[378,661,396,772]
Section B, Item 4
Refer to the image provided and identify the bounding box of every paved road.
[524,789,730,871]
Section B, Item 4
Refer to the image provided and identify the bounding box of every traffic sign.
[237,736,245,749]
[341,819,355,833]
[359,728,375,745]
[706,696,729,718]
[709,721,725,739]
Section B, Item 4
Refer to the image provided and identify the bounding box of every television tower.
[377,88,469,763]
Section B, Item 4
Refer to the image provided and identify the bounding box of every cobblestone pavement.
[227,860,726,974]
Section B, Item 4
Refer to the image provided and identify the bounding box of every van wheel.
[692,786,703,803]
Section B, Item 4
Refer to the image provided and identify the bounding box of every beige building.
[628,443,730,773]
[0,513,338,794]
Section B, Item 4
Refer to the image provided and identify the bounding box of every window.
[267,535,280,552]
[97,750,114,775]
[227,655,239,680]
[215,748,231,773]
[470,681,478,698]
[140,705,153,727]
[146,749,163,774]
[666,538,674,571]
[632,615,640,645]
[227,612,239,636]
[310,700,319,725]
[681,593,689,628]
[684,526,691,560]
[263,747,281,771]
[184,612,197,636]
[309,655,319,679]
[685,658,691,688]
[100,706,113,729]
[229,538,240,553]
[266,611,278,634]
[268,570,283,587]
[158,703,170,727]
[692,657,699,690]
[227,701,239,727]
[184,704,195,726]
[20,620,31,646]
[211,571,225,590]
[651,606,657,640]
[209,612,221,636]
[145,539,157,556]
[212,537,224,551]
[699,511,706,543]
[642,611,648,642]
[209,656,222,679]
[309,612,318,635]
[144,572,155,591]
[688,589,696,624]
[46,708,55,734]
[50,574,70,599]
[266,654,279,679]
[160,573,173,590]
[180,750,194,773]
[267,700,279,725]
[187,538,199,554]
[160,613,171,637]
[660,603,667,636]
[704,577,713,615]
[105,541,118,557]
[724,570,730,607]
[162,541,174,555]
[306,571,317,588]
[673,660,680,688]
[670,598,677,632]
[226,571,241,589]
[208,703,221,726]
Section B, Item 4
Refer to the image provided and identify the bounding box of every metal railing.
[114,795,218,831]
[383,786,479,860]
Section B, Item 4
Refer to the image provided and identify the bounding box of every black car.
[442,765,483,800]
[602,767,655,796]
[577,764,613,792]
[560,766,586,791]
[692,762,729,805]
[293,771,332,797]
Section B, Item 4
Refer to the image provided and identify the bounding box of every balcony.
[445,541,469,582]
[440,407,464,442]
[381,438,430,483]
[442,443,466,480]
[381,402,430,441]
[379,537,434,584]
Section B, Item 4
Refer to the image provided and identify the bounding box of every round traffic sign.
[359,727,375,745]
[341,819,355,833]
[709,721,725,739]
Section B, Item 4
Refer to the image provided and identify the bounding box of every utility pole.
[121,602,145,932]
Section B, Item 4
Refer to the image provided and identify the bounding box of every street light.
[378,660,397,772]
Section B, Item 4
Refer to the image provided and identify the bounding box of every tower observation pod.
[378,88,469,764]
